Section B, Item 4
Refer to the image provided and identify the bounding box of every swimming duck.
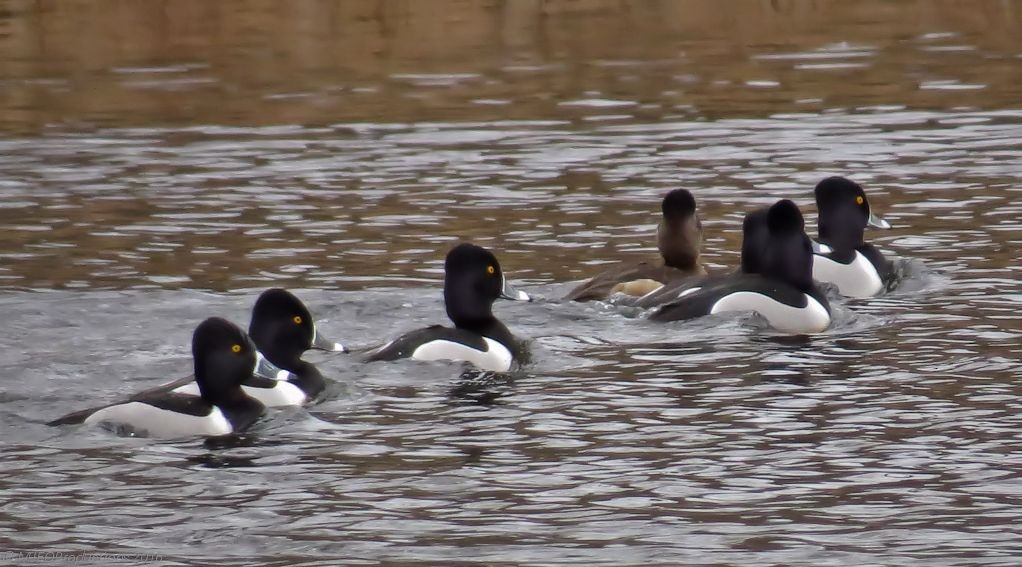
[48,318,266,437]
[365,243,530,372]
[172,288,344,405]
[639,200,831,334]
[566,189,706,301]
[812,176,892,298]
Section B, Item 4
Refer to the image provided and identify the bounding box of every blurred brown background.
[2,0,1020,132]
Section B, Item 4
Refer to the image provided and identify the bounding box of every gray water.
[2,2,1022,565]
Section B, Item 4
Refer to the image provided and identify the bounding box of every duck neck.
[764,232,815,293]
[476,319,516,349]
[287,360,326,397]
[262,347,302,376]
[818,208,865,252]
[201,382,258,422]
[657,219,700,270]
[194,354,250,410]
[445,281,495,329]
[450,310,515,350]
[217,391,263,431]
[740,238,762,274]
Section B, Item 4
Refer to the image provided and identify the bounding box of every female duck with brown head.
[566,189,706,301]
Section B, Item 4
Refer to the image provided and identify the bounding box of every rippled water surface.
[2,1,1022,565]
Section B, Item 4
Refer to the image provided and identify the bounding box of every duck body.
[642,200,832,334]
[648,274,831,334]
[566,262,704,301]
[368,324,516,372]
[49,318,266,437]
[365,243,529,372]
[77,393,240,438]
[812,243,891,298]
[567,189,705,302]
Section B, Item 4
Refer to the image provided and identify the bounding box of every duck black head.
[814,176,890,250]
[192,317,257,404]
[443,243,528,330]
[762,200,814,292]
[249,288,344,371]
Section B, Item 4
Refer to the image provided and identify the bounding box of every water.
[2,1,1022,565]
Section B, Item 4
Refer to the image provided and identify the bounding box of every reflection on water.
[2,1,1022,565]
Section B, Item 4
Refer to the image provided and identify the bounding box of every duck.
[171,288,345,406]
[811,176,892,298]
[365,243,530,372]
[637,200,831,334]
[565,189,706,301]
[48,318,266,437]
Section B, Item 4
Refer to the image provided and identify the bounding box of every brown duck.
[566,189,707,301]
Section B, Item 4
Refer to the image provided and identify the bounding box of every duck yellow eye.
[231,344,242,353]
[856,195,864,205]
[293,315,303,325]
[486,265,495,275]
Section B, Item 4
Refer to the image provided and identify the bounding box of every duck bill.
[311,325,347,353]
[810,239,833,254]
[254,351,291,381]
[867,210,891,229]
[499,275,531,302]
